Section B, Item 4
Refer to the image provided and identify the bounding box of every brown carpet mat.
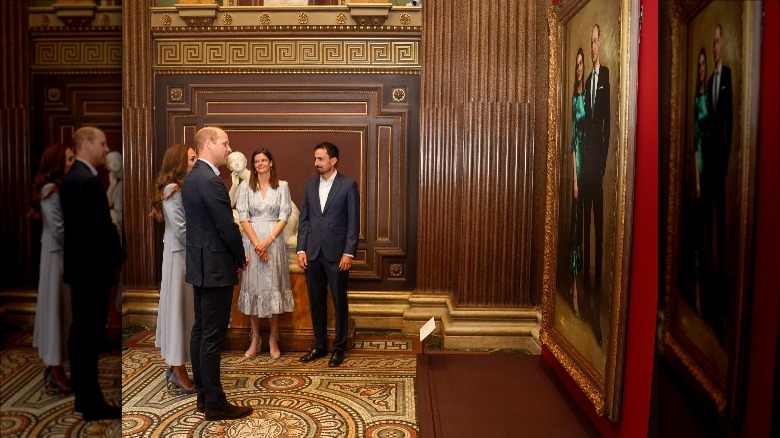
[417,353,599,438]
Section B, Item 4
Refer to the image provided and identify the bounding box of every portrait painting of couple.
[554,0,621,377]
[674,1,744,379]
[542,0,640,420]
[662,0,761,418]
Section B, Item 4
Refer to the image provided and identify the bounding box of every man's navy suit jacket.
[296,172,360,263]
[60,159,123,286]
[584,64,611,179]
[182,159,244,288]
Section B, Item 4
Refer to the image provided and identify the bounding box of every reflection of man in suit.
[703,23,732,329]
[297,142,360,367]
[182,126,251,421]
[582,23,610,345]
[60,126,123,420]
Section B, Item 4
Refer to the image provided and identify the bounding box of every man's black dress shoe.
[80,402,121,421]
[204,403,252,421]
[196,392,205,413]
[299,348,327,362]
[328,350,345,367]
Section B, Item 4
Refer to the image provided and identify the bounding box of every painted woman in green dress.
[692,47,709,316]
[570,47,587,319]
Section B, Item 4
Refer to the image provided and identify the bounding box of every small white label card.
[419,317,436,342]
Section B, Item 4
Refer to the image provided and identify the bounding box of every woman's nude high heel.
[244,331,260,358]
[269,335,281,359]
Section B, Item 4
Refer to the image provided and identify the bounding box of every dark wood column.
[122,0,156,290]
[0,0,31,288]
[418,1,543,306]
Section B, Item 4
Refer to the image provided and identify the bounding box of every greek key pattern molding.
[33,40,122,68]
[155,39,419,69]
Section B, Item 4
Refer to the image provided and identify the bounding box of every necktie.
[591,70,596,112]
[714,70,720,107]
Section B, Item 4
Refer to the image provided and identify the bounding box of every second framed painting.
[540,0,639,421]
[662,0,762,419]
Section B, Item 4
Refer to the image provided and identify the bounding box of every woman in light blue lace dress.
[151,143,197,393]
[570,47,586,319]
[237,148,295,359]
[31,143,75,393]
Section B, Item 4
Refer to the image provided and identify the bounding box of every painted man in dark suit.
[182,126,251,421]
[297,142,360,367]
[60,126,123,420]
[702,23,732,330]
[582,23,610,345]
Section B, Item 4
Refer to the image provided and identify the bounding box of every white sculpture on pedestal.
[284,201,302,273]
[105,151,123,234]
[227,151,251,227]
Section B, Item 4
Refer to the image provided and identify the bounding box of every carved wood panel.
[151,73,419,290]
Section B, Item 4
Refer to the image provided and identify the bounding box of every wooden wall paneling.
[417,0,465,295]
[123,0,156,292]
[0,0,32,290]
[419,0,537,307]
[458,102,531,306]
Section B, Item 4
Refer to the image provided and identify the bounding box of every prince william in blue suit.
[182,126,251,421]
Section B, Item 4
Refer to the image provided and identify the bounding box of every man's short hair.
[315,142,339,161]
[714,23,722,37]
[593,23,601,39]
[72,126,102,151]
[194,126,222,153]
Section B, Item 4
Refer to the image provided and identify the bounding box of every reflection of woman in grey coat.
[151,144,198,394]
[30,143,75,393]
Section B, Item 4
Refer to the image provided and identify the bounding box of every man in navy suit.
[297,142,360,367]
[582,23,610,345]
[60,126,123,420]
[702,23,732,331]
[182,126,251,420]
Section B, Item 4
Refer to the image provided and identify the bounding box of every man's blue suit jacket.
[296,172,360,263]
[182,159,245,288]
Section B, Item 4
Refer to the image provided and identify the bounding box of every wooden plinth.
[225,272,354,353]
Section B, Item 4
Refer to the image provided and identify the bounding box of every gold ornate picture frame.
[662,0,761,419]
[540,0,639,421]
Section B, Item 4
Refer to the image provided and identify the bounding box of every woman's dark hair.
[248,148,279,191]
[573,47,585,96]
[696,47,707,91]
[151,144,192,222]
[29,143,72,220]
